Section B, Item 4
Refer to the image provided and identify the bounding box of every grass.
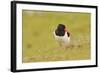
[22,10,91,63]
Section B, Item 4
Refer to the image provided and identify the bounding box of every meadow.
[22,10,91,63]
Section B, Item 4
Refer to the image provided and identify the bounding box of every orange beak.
[64,28,67,32]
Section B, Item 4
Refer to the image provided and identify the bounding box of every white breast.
[53,32,70,46]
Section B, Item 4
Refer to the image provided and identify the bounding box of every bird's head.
[57,24,67,32]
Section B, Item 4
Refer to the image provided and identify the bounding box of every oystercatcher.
[53,24,70,49]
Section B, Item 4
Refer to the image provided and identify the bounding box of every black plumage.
[55,24,66,36]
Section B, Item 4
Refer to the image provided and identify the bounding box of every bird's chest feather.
[53,32,70,43]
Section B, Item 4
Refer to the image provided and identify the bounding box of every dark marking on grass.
[26,44,32,48]
[32,31,39,37]
[77,45,82,48]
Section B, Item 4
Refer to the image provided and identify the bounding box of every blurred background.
[22,10,91,63]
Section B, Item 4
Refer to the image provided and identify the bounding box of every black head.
[57,24,66,31]
[55,24,66,36]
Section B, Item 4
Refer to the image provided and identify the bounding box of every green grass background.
[22,10,91,63]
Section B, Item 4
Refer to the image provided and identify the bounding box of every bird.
[53,24,70,49]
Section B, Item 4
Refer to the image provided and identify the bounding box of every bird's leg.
[65,43,70,49]
[59,42,62,47]
[59,42,63,49]
[59,42,66,49]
